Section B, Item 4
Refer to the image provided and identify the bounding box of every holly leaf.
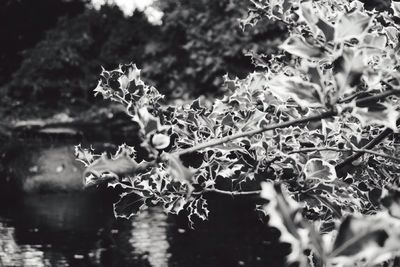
[114,191,148,219]
[335,10,371,41]
[316,18,335,43]
[164,195,187,214]
[300,1,334,42]
[328,212,400,265]
[333,48,365,97]
[74,144,95,167]
[351,102,399,131]
[118,63,143,97]
[187,196,209,228]
[84,173,118,188]
[280,35,326,59]
[83,150,143,185]
[382,187,400,218]
[268,74,324,108]
[331,215,388,257]
[216,164,243,179]
[93,80,113,99]
[391,2,400,18]
[304,158,337,183]
[164,153,197,186]
[134,107,162,135]
[261,182,310,263]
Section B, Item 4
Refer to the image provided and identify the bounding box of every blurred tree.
[0,0,87,86]
[2,0,285,119]
[3,5,158,118]
[142,0,286,98]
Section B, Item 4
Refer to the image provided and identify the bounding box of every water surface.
[0,140,289,267]
[0,192,289,267]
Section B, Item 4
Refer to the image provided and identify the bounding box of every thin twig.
[115,94,131,106]
[334,90,400,173]
[337,92,366,104]
[289,147,400,163]
[173,90,400,157]
[192,188,261,196]
[210,188,261,195]
[335,127,395,174]
[355,89,400,106]
[338,89,400,105]
[329,228,380,258]
[174,110,336,156]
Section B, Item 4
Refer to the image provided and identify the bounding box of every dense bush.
[1,0,285,119]
[4,6,157,110]
[0,0,86,87]
[78,0,400,266]
[141,0,286,98]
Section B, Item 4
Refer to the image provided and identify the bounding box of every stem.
[308,194,342,218]
[193,188,261,196]
[113,89,399,194]
[115,94,131,106]
[335,90,400,173]
[329,227,381,258]
[355,89,400,106]
[289,147,400,163]
[209,188,261,195]
[337,92,366,104]
[173,90,400,158]
[174,110,336,157]
[335,127,394,174]
[338,89,400,105]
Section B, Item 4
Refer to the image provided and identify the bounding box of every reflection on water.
[128,210,170,267]
[0,139,290,266]
[0,193,171,267]
[0,222,61,267]
[0,191,288,267]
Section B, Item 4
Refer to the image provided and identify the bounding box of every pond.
[0,139,290,267]
[0,191,292,267]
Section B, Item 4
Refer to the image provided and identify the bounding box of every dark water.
[0,138,289,267]
[0,192,290,267]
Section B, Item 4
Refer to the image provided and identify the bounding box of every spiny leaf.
[304,158,337,183]
[83,150,143,185]
[334,10,371,41]
[333,48,365,98]
[134,107,162,135]
[164,153,197,185]
[114,191,147,219]
[300,1,334,42]
[117,63,143,97]
[351,102,399,131]
[391,2,400,18]
[187,196,209,228]
[74,144,95,167]
[280,35,326,59]
[164,196,187,214]
[261,182,311,263]
[268,74,324,108]
[328,212,400,265]
[216,164,244,179]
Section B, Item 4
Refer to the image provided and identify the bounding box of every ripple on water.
[128,210,170,267]
[0,221,69,267]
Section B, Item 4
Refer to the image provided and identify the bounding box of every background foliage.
[0,0,285,120]
[78,0,400,266]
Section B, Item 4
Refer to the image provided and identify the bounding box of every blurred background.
[0,0,286,121]
[0,0,390,266]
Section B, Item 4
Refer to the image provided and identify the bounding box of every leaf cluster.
[78,0,400,265]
